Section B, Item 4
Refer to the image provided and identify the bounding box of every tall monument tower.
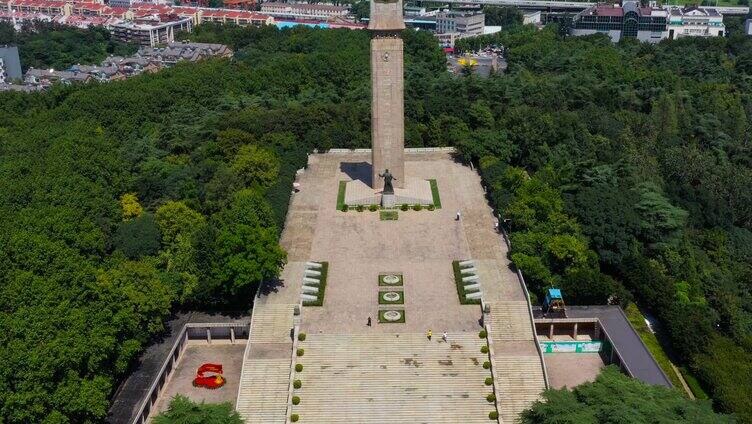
[369,0,405,190]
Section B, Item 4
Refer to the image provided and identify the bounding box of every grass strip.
[624,303,686,391]
[380,210,398,221]
[336,181,347,211]
[429,179,442,209]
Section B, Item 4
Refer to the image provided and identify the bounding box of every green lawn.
[378,309,406,323]
[378,290,405,305]
[429,179,442,209]
[380,210,398,221]
[624,303,688,393]
[336,181,347,211]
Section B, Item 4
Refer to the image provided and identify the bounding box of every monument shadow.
[340,161,373,186]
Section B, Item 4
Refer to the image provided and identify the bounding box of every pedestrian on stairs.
[367,316,372,327]
[427,329,432,340]
[456,210,461,221]
[442,332,447,342]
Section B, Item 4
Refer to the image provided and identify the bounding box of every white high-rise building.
[666,6,725,39]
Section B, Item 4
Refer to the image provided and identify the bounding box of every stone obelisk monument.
[369,0,405,190]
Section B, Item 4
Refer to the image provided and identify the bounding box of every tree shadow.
[258,277,285,296]
[340,161,372,186]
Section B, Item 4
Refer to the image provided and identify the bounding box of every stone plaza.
[234,150,547,423]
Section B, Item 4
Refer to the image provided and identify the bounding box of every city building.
[570,1,668,43]
[110,16,193,46]
[25,68,93,85]
[436,10,484,36]
[666,6,724,39]
[260,2,348,21]
[0,46,22,84]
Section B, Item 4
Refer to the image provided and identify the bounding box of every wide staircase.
[493,355,546,424]
[292,333,495,423]
[248,303,295,344]
[236,302,296,423]
[486,301,535,341]
[236,358,291,423]
[486,301,546,424]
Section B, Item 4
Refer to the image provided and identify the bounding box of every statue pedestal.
[381,194,396,208]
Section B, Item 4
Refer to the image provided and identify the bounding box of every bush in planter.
[485,377,493,386]
[291,414,299,422]
[341,204,349,212]
[297,348,304,357]
[369,204,378,212]
[427,204,435,211]
[298,333,306,341]
[483,361,491,369]
[293,379,302,389]
[295,364,303,372]
[489,411,498,420]
[292,396,300,405]
[481,345,489,354]
[479,330,487,338]
[356,204,364,212]
[412,204,422,211]
[486,393,495,402]
[400,204,409,211]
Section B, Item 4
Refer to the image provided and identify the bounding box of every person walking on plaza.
[456,210,461,221]
[427,329,432,341]
[367,316,372,327]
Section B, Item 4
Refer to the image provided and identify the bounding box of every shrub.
[428,204,435,211]
[489,411,498,420]
[291,414,299,422]
[486,393,495,402]
[292,396,300,405]
[356,204,364,212]
[401,204,409,211]
[369,204,379,211]
[481,345,489,354]
[483,361,491,369]
[485,377,493,386]
[298,333,306,341]
[413,204,422,211]
[341,204,349,212]
[295,364,303,372]
[479,330,487,338]
[297,348,304,357]
[293,379,302,389]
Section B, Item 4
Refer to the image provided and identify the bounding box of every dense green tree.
[153,395,243,424]
[521,366,734,423]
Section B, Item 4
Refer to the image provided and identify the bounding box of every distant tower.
[369,0,405,190]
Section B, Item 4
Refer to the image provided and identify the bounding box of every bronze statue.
[379,169,397,194]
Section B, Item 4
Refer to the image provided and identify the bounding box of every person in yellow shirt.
[427,329,432,340]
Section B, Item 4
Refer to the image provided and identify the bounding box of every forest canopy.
[1,20,752,423]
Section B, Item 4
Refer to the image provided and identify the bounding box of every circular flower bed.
[382,291,401,302]
[382,274,400,285]
[383,310,403,322]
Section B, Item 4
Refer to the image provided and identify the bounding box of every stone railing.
[131,322,249,424]
[499,224,550,389]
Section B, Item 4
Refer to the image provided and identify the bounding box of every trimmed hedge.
[293,379,302,389]
[297,348,305,357]
[481,345,489,354]
[489,411,498,420]
[483,361,491,369]
[485,377,493,386]
[292,396,300,405]
[486,393,495,402]
[291,414,299,422]
[298,332,306,341]
[295,364,303,372]
[479,330,487,338]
